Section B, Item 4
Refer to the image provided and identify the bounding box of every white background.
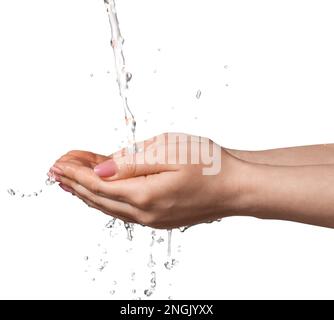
[1,0,334,299]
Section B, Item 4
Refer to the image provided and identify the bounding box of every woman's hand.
[51,133,248,229]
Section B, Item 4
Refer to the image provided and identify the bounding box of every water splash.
[7,173,54,198]
[104,0,137,153]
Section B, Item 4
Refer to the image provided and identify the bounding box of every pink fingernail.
[59,183,74,193]
[51,166,64,176]
[94,159,117,177]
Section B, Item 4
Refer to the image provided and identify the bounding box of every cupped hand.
[51,133,247,229]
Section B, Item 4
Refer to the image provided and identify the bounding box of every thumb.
[93,153,176,180]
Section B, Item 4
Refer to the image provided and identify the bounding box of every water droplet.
[153,69,157,74]
[225,83,229,87]
[90,73,94,78]
[144,289,153,297]
[45,175,56,186]
[33,192,38,197]
[150,230,156,247]
[150,272,156,288]
[157,48,161,52]
[124,222,134,241]
[98,261,108,272]
[168,296,173,300]
[147,254,156,268]
[126,72,132,82]
[106,218,117,229]
[194,116,198,120]
[110,290,115,295]
[21,194,25,198]
[84,256,89,261]
[131,272,136,281]
[224,65,228,69]
[107,70,110,74]
[92,278,96,282]
[157,237,164,244]
[113,281,117,285]
[196,90,202,99]
[27,194,32,198]
[132,289,136,294]
[179,226,191,233]
[7,189,16,196]
[164,259,178,270]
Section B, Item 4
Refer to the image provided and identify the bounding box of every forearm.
[226,144,334,166]
[238,162,334,228]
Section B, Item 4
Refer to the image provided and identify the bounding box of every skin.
[52,134,334,229]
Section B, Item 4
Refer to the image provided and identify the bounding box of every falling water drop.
[7,189,16,196]
[144,289,153,297]
[98,261,108,272]
[147,253,156,268]
[131,272,136,281]
[106,218,117,229]
[167,230,172,258]
[164,259,178,270]
[150,230,156,247]
[124,222,134,241]
[126,72,132,82]
[196,90,202,99]
[150,272,156,288]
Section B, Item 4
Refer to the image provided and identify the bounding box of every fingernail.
[94,159,117,177]
[51,166,64,176]
[59,183,74,193]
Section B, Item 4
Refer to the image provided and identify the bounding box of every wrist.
[215,152,257,217]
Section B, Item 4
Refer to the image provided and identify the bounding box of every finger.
[54,151,108,168]
[94,148,178,180]
[57,174,139,222]
[73,190,137,223]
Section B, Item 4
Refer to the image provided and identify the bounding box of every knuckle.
[123,162,136,177]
